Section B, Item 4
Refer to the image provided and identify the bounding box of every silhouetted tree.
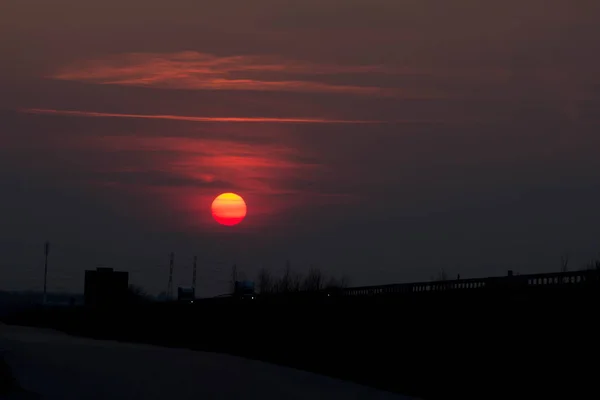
[341,275,350,288]
[324,276,348,290]
[257,268,273,294]
[583,259,600,270]
[273,261,303,294]
[559,253,571,283]
[257,263,349,295]
[437,269,448,282]
[291,271,302,292]
[127,284,150,303]
[560,253,570,273]
[275,262,292,293]
[302,267,324,292]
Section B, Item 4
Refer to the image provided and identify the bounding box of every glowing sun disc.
[211,193,247,226]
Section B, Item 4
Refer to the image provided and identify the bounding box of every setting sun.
[211,193,247,226]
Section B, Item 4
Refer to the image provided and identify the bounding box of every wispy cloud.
[51,51,396,95]
[77,134,330,224]
[19,108,385,124]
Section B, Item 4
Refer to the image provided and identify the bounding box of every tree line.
[256,262,349,295]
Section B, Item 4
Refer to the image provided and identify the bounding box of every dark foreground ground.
[4,285,599,399]
[1,354,19,394]
[0,324,409,400]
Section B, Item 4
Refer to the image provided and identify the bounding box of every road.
[0,324,414,400]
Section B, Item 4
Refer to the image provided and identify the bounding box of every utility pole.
[43,241,49,305]
[192,255,197,293]
[167,252,174,300]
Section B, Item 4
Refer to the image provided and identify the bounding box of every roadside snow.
[0,324,414,400]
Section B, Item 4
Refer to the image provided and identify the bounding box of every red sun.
[211,193,247,226]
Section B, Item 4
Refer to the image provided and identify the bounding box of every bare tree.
[583,259,600,271]
[257,267,273,294]
[257,264,351,295]
[302,267,324,292]
[338,275,350,289]
[325,276,345,289]
[281,262,292,293]
[274,261,292,294]
[275,261,302,294]
[436,269,448,282]
[291,271,302,292]
[560,253,570,273]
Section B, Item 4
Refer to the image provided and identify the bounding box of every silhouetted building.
[177,287,195,303]
[84,267,129,306]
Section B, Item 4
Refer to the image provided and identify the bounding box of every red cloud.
[20,108,383,124]
[51,51,396,95]
[37,129,335,229]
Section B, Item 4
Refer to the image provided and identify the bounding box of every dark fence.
[340,269,599,297]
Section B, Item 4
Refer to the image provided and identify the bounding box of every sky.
[1,0,600,296]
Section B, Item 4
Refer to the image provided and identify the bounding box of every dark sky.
[1,0,600,296]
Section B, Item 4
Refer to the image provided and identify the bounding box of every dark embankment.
[3,283,599,399]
